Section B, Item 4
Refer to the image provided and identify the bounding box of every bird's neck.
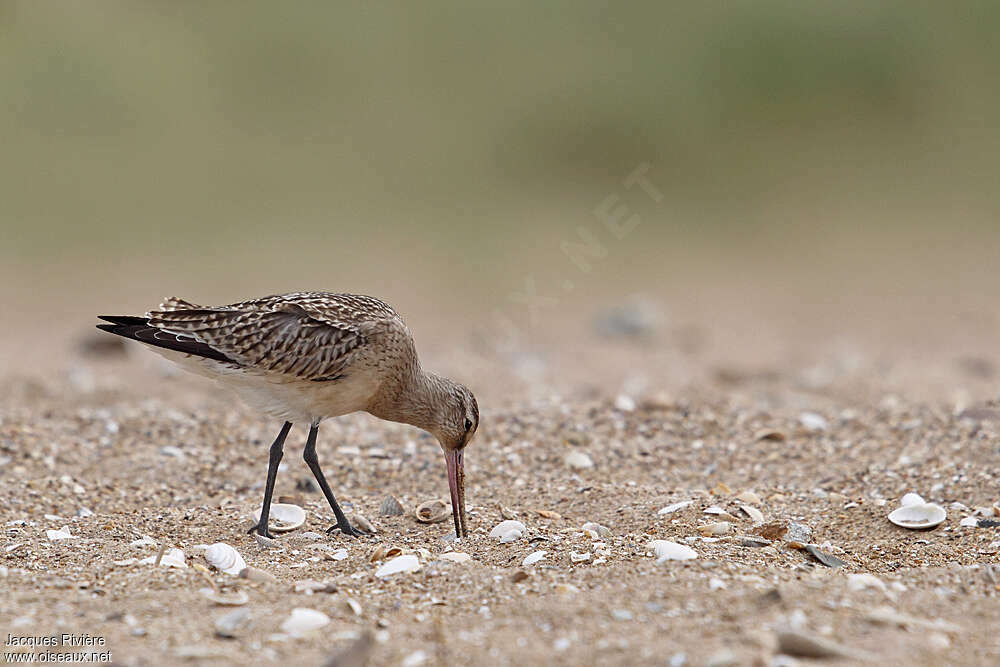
[368,367,449,436]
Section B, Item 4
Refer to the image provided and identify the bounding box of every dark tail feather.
[98,315,150,326]
[95,317,237,364]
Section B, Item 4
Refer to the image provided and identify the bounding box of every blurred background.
[2,1,999,404]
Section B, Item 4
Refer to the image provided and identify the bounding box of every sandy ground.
[2,272,1000,667]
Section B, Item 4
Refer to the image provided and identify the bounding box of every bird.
[96,292,479,539]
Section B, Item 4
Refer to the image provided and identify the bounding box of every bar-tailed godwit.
[97,292,478,538]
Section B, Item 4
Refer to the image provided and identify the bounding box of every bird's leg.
[303,423,370,538]
[247,421,292,539]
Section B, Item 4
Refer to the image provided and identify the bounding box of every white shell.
[437,551,473,564]
[204,543,247,576]
[900,493,925,507]
[887,503,946,530]
[280,608,330,637]
[649,540,697,561]
[489,520,526,540]
[199,588,249,606]
[657,501,692,515]
[499,530,522,543]
[739,504,765,524]
[414,499,451,524]
[522,550,547,566]
[564,451,594,469]
[139,547,187,568]
[46,526,77,541]
[251,503,306,533]
[960,516,978,527]
[375,554,421,578]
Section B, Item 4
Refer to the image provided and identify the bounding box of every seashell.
[698,522,731,536]
[328,548,349,561]
[250,503,306,533]
[238,566,276,583]
[280,608,330,638]
[414,499,451,524]
[704,507,740,521]
[959,516,978,527]
[657,501,692,515]
[735,490,762,505]
[375,554,421,578]
[380,496,405,517]
[437,551,473,564]
[648,540,697,562]
[564,451,594,469]
[343,598,362,616]
[499,530,522,543]
[489,520,526,540]
[900,493,925,507]
[214,608,251,638]
[200,588,249,606]
[140,547,187,568]
[581,522,611,538]
[522,551,547,566]
[351,513,376,534]
[798,412,828,432]
[888,503,946,530]
[204,543,247,576]
[739,505,764,524]
[570,551,591,563]
[129,536,156,547]
[46,526,77,541]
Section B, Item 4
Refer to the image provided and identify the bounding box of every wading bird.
[97,292,478,538]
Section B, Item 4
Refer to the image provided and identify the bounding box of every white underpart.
[148,347,379,423]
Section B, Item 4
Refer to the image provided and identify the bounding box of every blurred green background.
[2,1,999,353]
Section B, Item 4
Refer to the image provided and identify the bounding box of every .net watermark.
[4,634,111,663]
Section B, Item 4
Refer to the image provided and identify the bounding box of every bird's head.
[430,379,479,538]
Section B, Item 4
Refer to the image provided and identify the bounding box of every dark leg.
[303,423,369,537]
[247,421,292,539]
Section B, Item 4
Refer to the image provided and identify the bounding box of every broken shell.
[437,551,473,564]
[139,547,187,569]
[657,500,692,515]
[375,554,421,578]
[238,567,277,583]
[739,505,765,524]
[564,451,594,469]
[214,608,251,638]
[414,499,451,524]
[888,503,946,530]
[351,513,376,534]
[280,608,330,638]
[648,540,697,562]
[379,496,405,517]
[570,551,591,563]
[251,503,306,533]
[200,588,249,606]
[698,522,732,536]
[46,526,77,541]
[900,493,926,507]
[489,520,526,540]
[204,543,247,576]
[581,521,611,538]
[522,550,547,566]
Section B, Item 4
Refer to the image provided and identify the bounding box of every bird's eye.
[464,418,473,432]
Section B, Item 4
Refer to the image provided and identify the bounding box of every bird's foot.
[326,520,369,538]
[246,522,276,540]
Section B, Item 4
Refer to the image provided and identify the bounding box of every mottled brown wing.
[147,300,366,381]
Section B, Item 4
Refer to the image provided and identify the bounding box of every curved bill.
[444,448,467,538]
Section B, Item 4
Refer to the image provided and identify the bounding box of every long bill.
[444,448,467,538]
